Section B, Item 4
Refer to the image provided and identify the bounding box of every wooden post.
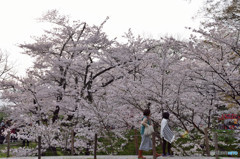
[152,125,156,159]
[134,129,138,155]
[7,131,10,157]
[204,128,210,156]
[38,136,41,159]
[71,129,74,155]
[214,132,218,159]
[94,133,97,159]
[65,132,68,151]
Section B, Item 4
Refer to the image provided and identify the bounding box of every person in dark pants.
[0,135,4,144]
[160,112,175,156]
[162,137,171,156]
[22,139,29,147]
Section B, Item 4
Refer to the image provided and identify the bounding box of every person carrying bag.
[138,109,161,159]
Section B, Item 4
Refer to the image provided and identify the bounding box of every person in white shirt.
[161,112,175,156]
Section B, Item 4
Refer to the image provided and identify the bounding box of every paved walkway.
[0,156,238,159]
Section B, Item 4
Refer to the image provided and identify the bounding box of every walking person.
[161,112,175,156]
[138,109,161,159]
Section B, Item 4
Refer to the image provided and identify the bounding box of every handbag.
[144,125,154,136]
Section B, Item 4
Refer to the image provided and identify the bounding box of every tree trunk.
[214,132,218,159]
[7,131,10,157]
[94,133,97,159]
[152,125,156,159]
[134,129,138,155]
[71,129,75,155]
[38,136,41,159]
[204,128,210,156]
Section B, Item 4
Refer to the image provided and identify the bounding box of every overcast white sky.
[0,0,204,76]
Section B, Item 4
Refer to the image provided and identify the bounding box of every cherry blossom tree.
[1,5,239,156]
[1,10,143,156]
